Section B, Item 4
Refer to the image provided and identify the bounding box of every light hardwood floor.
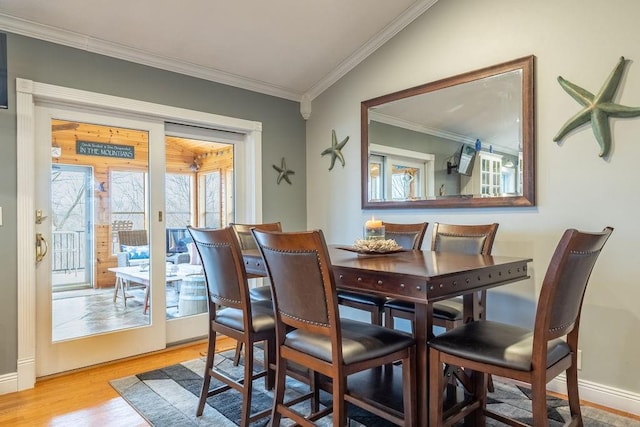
[0,337,637,426]
[0,338,234,426]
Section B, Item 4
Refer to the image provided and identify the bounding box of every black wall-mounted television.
[456,144,477,176]
[446,143,477,176]
[166,227,193,255]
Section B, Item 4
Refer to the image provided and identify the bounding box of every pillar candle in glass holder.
[364,217,385,240]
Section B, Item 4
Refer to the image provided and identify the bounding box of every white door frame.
[15,78,262,391]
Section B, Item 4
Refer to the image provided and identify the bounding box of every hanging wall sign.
[76,141,135,159]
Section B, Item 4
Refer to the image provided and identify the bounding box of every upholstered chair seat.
[284,318,414,365]
[248,285,273,301]
[429,320,570,371]
[384,297,464,323]
[215,299,277,333]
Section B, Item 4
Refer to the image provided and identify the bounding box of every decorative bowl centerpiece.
[347,238,404,255]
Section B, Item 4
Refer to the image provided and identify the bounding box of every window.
[199,168,233,228]
[110,170,146,253]
[368,144,435,201]
[165,173,193,227]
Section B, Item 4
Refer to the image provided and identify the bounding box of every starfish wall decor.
[321,129,349,170]
[272,157,294,185]
[554,56,640,158]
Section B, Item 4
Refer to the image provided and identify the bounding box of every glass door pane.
[50,120,153,342]
[50,165,92,293]
[165,136,234,319]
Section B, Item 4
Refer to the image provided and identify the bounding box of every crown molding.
[0,13,302,101]
[1,0,439,105]
[369,111,520,156]
[369,110,474,144]
[303,0,439,101]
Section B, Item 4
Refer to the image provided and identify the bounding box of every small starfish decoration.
[321,130,349,170]
[554,56,640,158]
[272,157,294,185]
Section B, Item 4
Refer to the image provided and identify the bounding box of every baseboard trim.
[548,375,640,416]
[0,372,17,395]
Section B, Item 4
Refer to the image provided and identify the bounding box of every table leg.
[414,301,434,426]
[113,277,120,303]
[113,276,128,307]
[143,284,150,314]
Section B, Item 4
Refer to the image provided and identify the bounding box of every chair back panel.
[231,222,282,250]
[118,230,148,250]
[431,223,499,255]
[188,226,247,310]
[383,222,428,250]
[253,229,335,335]
[536,227,613,340]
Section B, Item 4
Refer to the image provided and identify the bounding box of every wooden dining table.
[243,245,532,426]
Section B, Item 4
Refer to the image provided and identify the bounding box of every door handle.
[36,233,48,262]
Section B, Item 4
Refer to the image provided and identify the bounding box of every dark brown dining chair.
[337,221,428,326]
[384,223,499,331]
[252,228,417,426]
[428,226,613,426]
[187,226,276,425]
[229,221,282,366]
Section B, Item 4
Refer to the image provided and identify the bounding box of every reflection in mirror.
[361,56,535,209]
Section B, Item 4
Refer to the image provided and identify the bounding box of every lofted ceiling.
[0,0,438,102]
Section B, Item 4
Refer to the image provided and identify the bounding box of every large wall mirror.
[361,55,535,209]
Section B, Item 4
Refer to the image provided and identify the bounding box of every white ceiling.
[0,0,438,101]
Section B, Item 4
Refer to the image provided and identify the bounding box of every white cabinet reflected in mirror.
[361,56,535,209]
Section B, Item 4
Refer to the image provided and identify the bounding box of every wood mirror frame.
[361,55,535,209]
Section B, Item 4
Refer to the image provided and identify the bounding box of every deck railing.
[52,230,85,274]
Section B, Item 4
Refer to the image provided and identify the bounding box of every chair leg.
[332,375,347,426]
[271,355,288,426]
[196,333,217,416]
[310,371,320,413]
[240,340,254,426]
[428,348,445,426]
[265,338,276,390]
[233,341,243,366]
[487,373,495,393]
[470,370,487,426]
[566,360,583,424]
[531,377,550,427]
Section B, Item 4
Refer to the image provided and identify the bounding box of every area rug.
[110,349,638,426]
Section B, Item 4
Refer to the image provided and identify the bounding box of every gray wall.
[369,120,463,194]
[307,0,640,400]
[0,33,307,374]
